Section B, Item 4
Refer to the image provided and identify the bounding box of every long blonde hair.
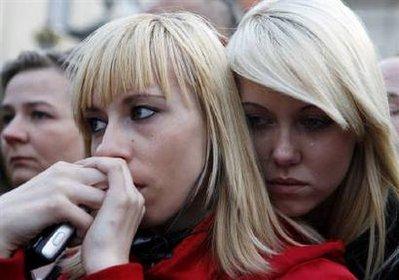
[65,12,320,278]
[227,0,399,278]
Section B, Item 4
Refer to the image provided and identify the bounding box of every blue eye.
[86,117,107,133]
[299,116,333,131]
[130,106,156,120]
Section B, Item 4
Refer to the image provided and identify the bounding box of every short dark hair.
[1,51,69,94]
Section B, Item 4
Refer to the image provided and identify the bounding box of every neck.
[140,191,210,235]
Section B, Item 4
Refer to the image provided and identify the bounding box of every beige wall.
[0,0,104,66]
[1,0,48,65]
[1,0,398,67]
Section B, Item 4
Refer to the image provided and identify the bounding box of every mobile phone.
[25,223,75,270]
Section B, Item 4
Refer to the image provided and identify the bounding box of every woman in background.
[0,51,85,188]
[227,0,399,279]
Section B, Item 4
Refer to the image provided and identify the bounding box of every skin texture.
[0,161,106,258]
[0,68,85,187]
[76,83,207,273]
[240,78,356,217]
[83,83,207,228]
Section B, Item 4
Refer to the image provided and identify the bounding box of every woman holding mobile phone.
[0,12,355,279]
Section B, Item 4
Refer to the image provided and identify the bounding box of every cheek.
[34,121,84,162]
[252,133,272,169]
[139,118,206,225]
[304,132,355,190]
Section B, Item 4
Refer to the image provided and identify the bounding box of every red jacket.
[0,219,356,280]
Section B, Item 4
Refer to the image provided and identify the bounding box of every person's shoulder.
[270,241,356,279]
[279,258,356,279]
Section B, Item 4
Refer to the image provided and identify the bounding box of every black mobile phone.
[25,223,75,270]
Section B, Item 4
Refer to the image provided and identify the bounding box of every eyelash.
[85,117,107,134]
[298,116,333,131]
[246,115,274,129]
[0,113,14,126]
[84,106,158,135]
[31,111,52,120]
[245,114,333,131]
[130,106,157,120]
[0,110,52,127]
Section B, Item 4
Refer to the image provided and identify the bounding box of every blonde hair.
[227,0,399,278]
[65,12,320,278]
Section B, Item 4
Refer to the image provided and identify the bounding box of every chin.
[11,174,33,187]
[139,213,170,229]
[276,203,312,218]
[9,169,39,187]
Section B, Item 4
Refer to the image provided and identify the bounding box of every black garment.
[345,193,399,279]
[131,228,193,266]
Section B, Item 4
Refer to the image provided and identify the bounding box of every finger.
[68,184,106,210]
[79,157,144,219]
[58,200,94,235]
[77,157,136,195]
[48,161,107,186]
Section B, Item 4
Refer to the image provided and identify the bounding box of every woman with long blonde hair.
[0,12,355,279]
[227,0,399,279]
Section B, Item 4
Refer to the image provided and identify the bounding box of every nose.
[92,123,132,161]
[1,116,29,145]
[271,128,301,167]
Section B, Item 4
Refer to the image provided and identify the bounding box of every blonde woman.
[227,0,399,279]
[0,12,355,279]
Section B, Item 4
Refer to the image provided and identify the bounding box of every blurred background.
[1,0,398,67]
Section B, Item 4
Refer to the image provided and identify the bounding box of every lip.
[266,177,308,195]
[9,156,36,166]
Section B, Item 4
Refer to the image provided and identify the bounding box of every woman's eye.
[245,114,274,129]
[31,111,52,120]
[86,117,107,133]
[389,105,399,116]
[299,116,333,131]
[0,113,14,126]
[130,106,156,120]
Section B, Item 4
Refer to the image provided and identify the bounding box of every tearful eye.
[130,106,156,120]
[245,114,274,129]
[86,117,107,133]
[299,116,333,131]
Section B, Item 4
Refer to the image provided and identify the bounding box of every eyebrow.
[84,94,167,112]
[0,101,54,110]
[122,94,166,106]
[241,102,271,112]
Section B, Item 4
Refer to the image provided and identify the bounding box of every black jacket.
[345,193,399,279]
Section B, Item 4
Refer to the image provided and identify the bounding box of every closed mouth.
[266,178,308,195]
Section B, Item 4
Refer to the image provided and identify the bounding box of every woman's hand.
[77,157,145,274]
[0,161,106,258]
